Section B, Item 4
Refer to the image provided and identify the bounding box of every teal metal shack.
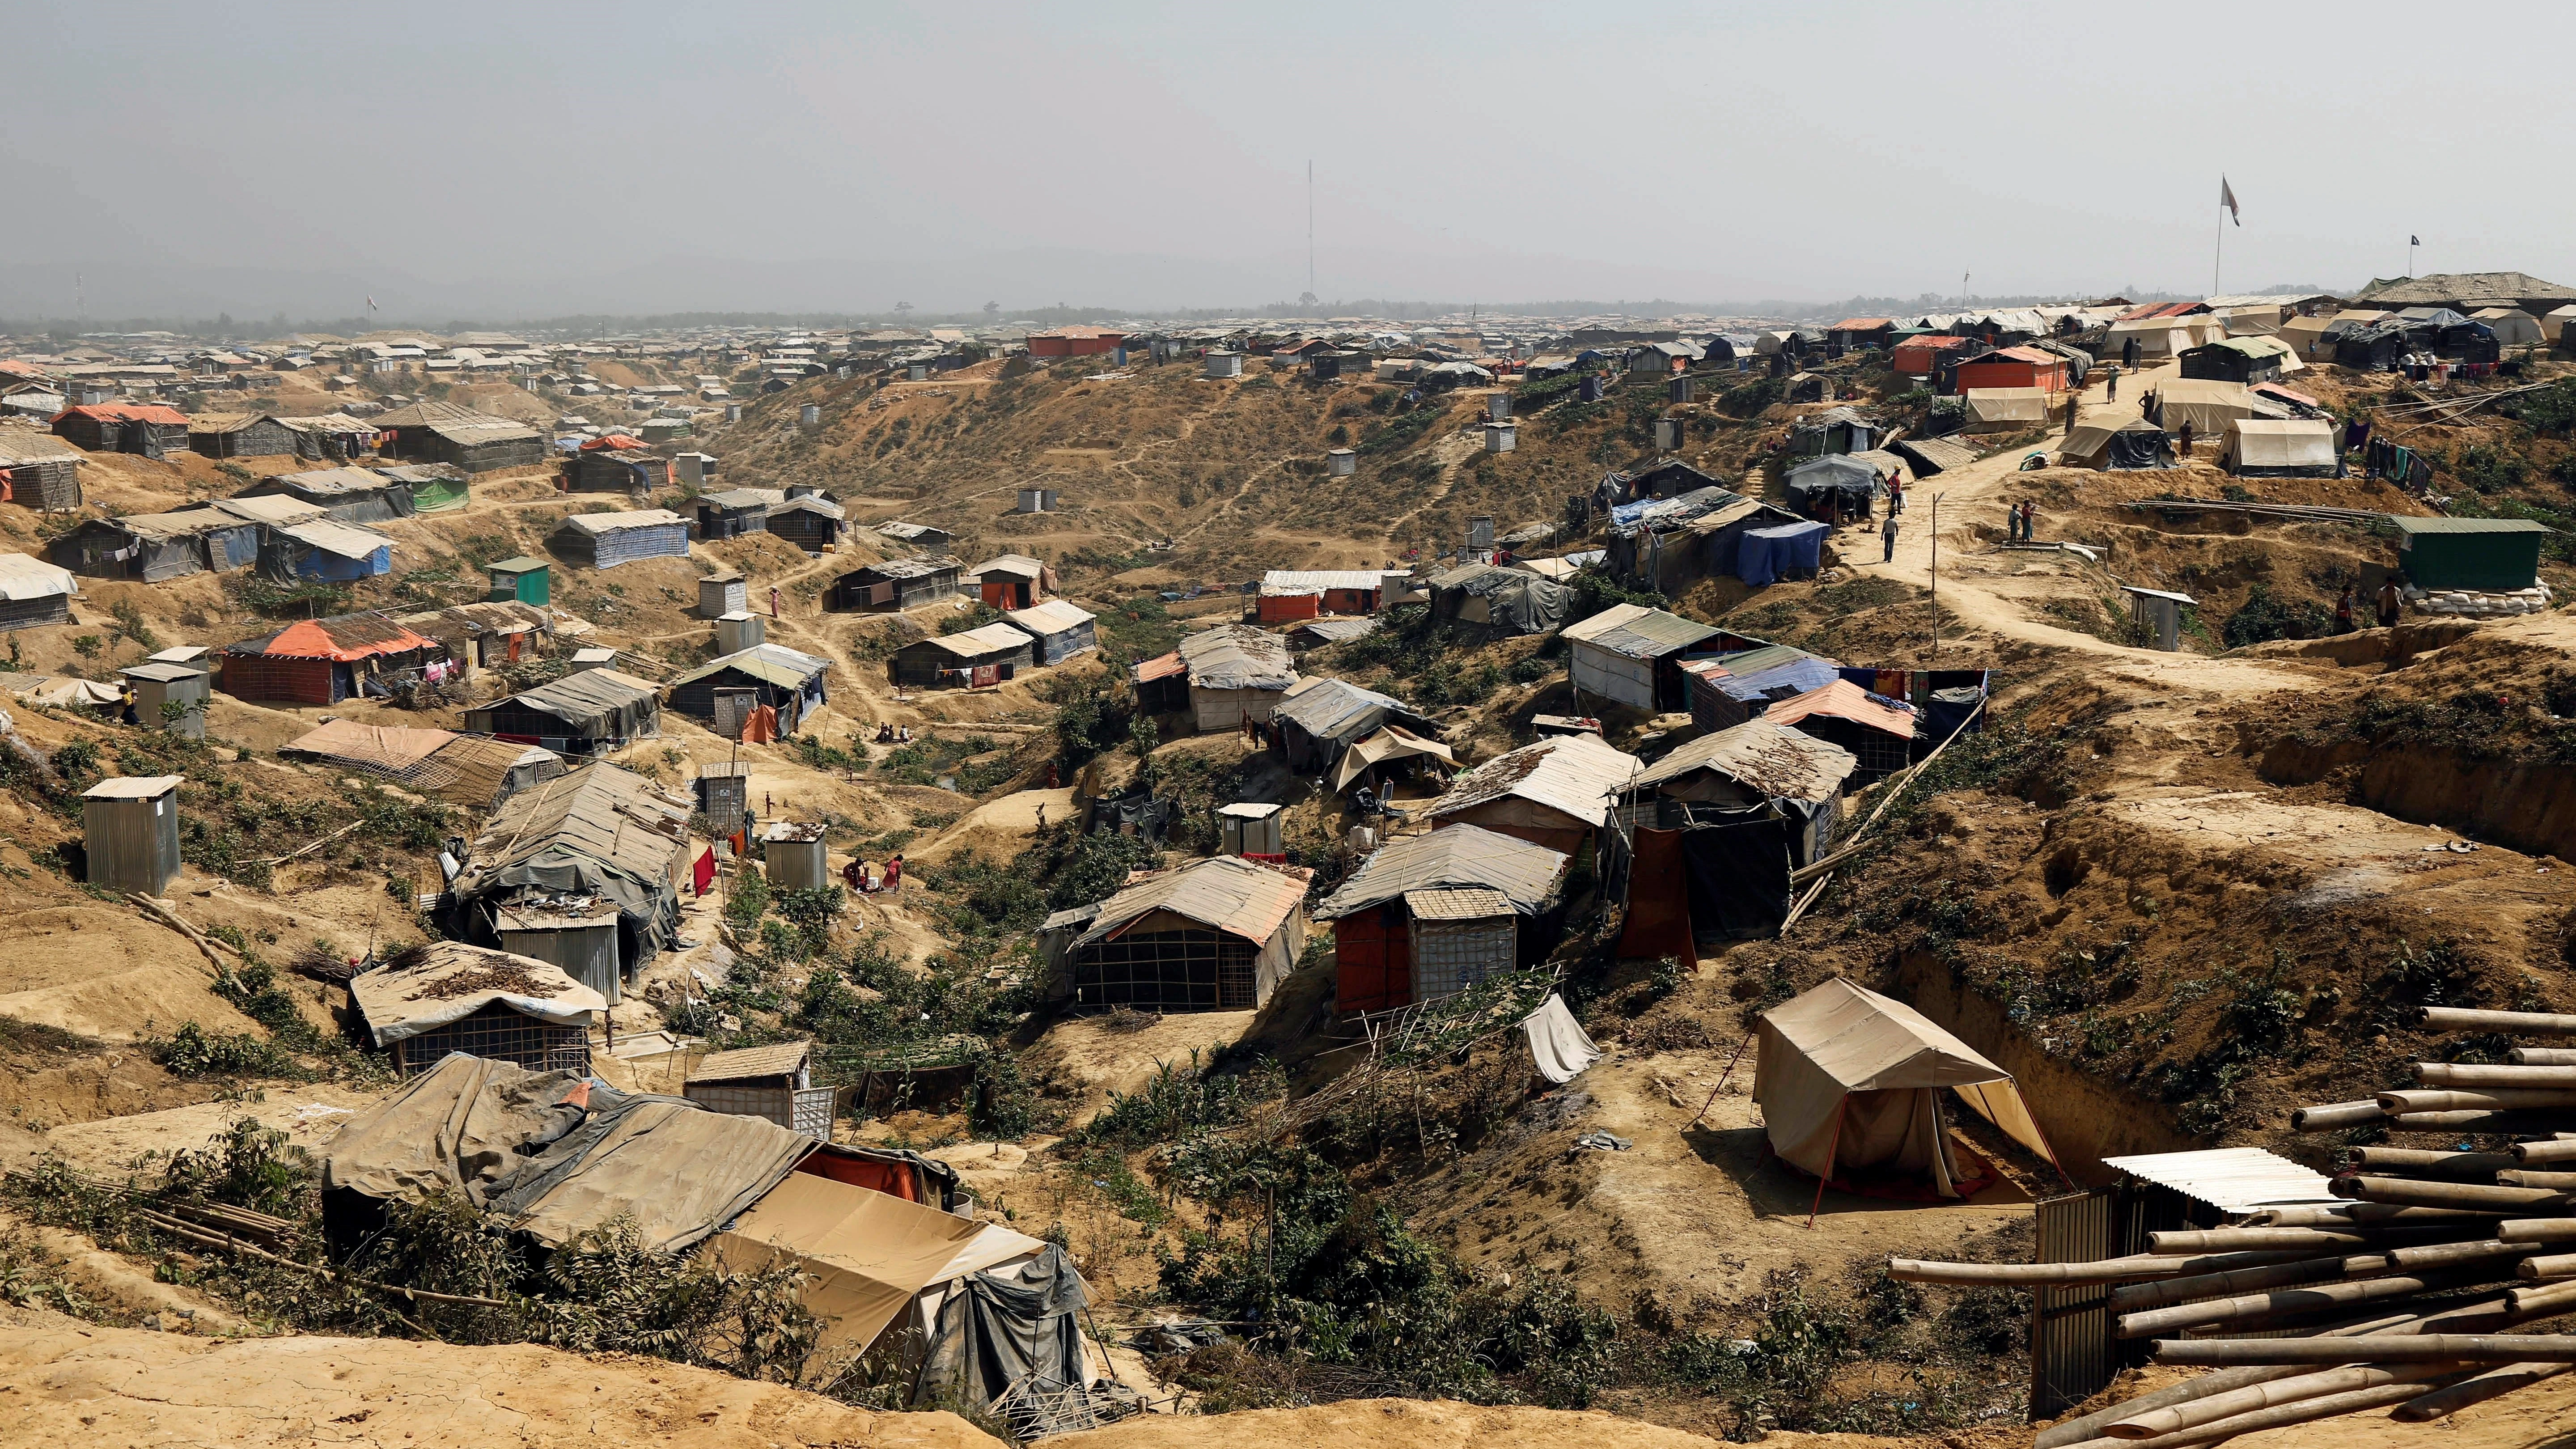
[2391,517,2549,591]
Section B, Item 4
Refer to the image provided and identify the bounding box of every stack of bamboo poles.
[1888,1006,2576,1447]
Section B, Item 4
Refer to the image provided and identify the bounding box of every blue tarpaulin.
[1736,521,1828,585]
[1712,656,1843,704]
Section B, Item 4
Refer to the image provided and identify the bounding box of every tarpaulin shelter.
[1318,823,1568,1014]
[1147,624,1297,731]
[52,402,188,458]
[1000,600,1099,665]
[1762,678,1919,783]
[350,942,604,1077]
[2102,317,2194,362]
[1424,561,1574,636]
[0,551,76,631]
[2152,378,2277,438]
[835,554,966,612]
[1329,724,1456,794]
[1736,521,1828,585]
[2471,308,2543,347]
[448,763,691,984]
[221,613,440,704]
[1754,979,2059,1199]
[2221,418,2339,478]
[2059,416,2176,470]
[1271,676,1434,774]
[0,428,86,510]
[237,466,419,523]
[377,462,469,512]
[466,668,661,754]
[666,643,829,734]
[890,623,1035,691]
[1060,855,1311,1011]
[1627,716,1854,864]
[1964,387,2051,429]
[258,517,396,581]
[549,509,691,569]
[1783,455,1880,521]
[1689,653,1845,732]
[1425,732,1638,855]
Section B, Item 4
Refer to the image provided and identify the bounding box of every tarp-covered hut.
[549,509,691,569]
[834,555,964,612]
[465,669,662,754]
[1316,824,1567,1014]
[350,941,604,1077]
[220,614,440,705]
[1058,855,1312,1012]
[1424,733,1638,856]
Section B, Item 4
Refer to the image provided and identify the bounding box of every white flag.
[2220,177,2241,226]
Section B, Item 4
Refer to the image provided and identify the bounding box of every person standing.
[885,854,903,894]
[770,585,781,619]
[2334,585,2357,635]
[2177,420,2195,457]
[2106,364,2119,402]
[2377,577,2403,629]
[1881,509,1899,563]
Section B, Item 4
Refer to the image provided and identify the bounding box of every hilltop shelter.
[694,487,772,538]
[465,669,662,754]
[237,466,418,523]
[0,552,77,631]
[53,402,188,458]
[1269,676,1437,776]
[351,942,604,1078]
[2472,308,2545,347]
[1133,623,1298,730]
[1424,562,1574,636]
[888,622,1034,690]
[397,600,553,674]
[548,509,691,569]
[833,555,964,611]
[2391,516,2551,593]
[874,521,954,553]
[1563,603,1724,712]
[1627,716,1856,864]
[0,428,85,510]
[48,501,278,581]
[373,400,546,472]
[666,644,830,733]
[258,517,396,582]
[2152,378,2271,438]
[1425,733,1638,856]
[1754,979,2059,1199]
[2221,419,2339,478]
[1055,854,1311,1012]
[1000,599,1099,665]
[1317,824,1568,1014]
[377,462,470,512]
[449,763,692,988]
[967,553,1050,610]
[220,614,441,705]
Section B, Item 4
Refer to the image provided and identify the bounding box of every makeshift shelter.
[693,487,771,536]
[221,614,440,705]
[2059,416,2176,470]
[574,442,670,496]
[1316,824,1568,1013]
[1736,521,1829,585]
[1762,679,1919,783]
[888,623,1034,690]
[373,400,546,473]
[686,1041,835,1137]
[1962,387,2051,430]
[768,494,847,554]
[53,402,187,458]
[1058,855,1311,1011]
[1255,568,1391,622]
[2154,378,2274,439]
[1602,486,1798,593]
[2279,313,2336,359]
[2392,516,2550,592]
[1627,716,1855,865]
[1140,624,1297,731]
[666,644,829,733]
[488,555,551,604]
[0,428,85,510]
[1289,616,1383,650]
[2221,418,2339,478]
[875,521,954,553]
[1783,455,1881,521]
[396,600,552,675]
[834,555,964,611]
[1270,676,1436,776]
[1425,733,1638,856]
[1784,407,1882,458]
[448,763,691,987]
[466,668,661,754]
[2101,317,2193,363]
[350,942,603,1077]
[117,660,209,737]
[187,413,302,460]
[2472,308,2544,347]
[1953,347,2067,394]
[1686,651,1842,731]
[0,552,76,631]
[550,509,691,570]
[288,720,563,810]
[258,517,395,582]
[377,462,470,512]
[1885,436,1981,478]
[1328,724,1456,795]
[51,500,288,580]
[968,554,1050,610]
[1563,603,1723,711]
[2548,305,2576,343]
[1753,979,2059,1199]
[1000,599,1098,665]
[1424,562,1574,636]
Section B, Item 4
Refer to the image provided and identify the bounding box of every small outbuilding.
[684,1041,835,1138]
[82,775,183,895]
[377,462,470,513]
[117,660,211,738]
[351,942,604,1077]
[258,517,397,583]
[873,521,953,553]
[1000,599,1099,665]
[760,822,832,892]
[1055,855,1312,1012]
[833,554,963,611]
[549,509,692,570]
[888,622,1035,690]
[489,556,552,605]
[1754,979,2059,1200]
[572,438,670,496]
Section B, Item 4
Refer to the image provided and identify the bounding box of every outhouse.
[674,452,719,487]
[761,821,831,891]
[1655,417,1686,451]
[2123,585,2197,652]
[1217,801,1284,860]
[1327,448,1356,477]
[83,775,183,894]
[1668,376,1696,404]
[488,556,551,606]
[566,647,618,673]
[1484,421,1516,453]
[494,901,623,1004]
[1486,391,1512,422]
[714,610,766,654]
[695,763,751,838]
[118,661,210,739]
[1015,487,1059,514]
[1203,351,1244,379]
[683,1041,835,1138]
[699,571,748,619]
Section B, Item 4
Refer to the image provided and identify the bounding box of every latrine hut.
[760,822,831,891]
[684,1042,835,1137]
[0,428,85,510]
[1055,855,1312,1012]
[117,660,210,737]
[82,776,182,895]
[350,942,604,1077]
[548,509,691,569]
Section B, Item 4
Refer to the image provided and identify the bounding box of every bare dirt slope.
[0,1308,1000,1449]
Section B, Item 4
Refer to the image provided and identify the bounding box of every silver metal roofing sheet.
[1631,716,1856,802]
[2098,1147,2338,1214]
[1272,676,1417,742]
[1315,823,1568,919]
[1178,624,1296,691]
[1075,855,1312,949]
[1560,603,1723,660]
[1428,733,1640,828]
[666,643,829,691]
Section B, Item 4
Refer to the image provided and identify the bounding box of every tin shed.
[2392,516,2550,592]
[118,661,210,738]
[1562,603,1724,711]
[488,556,551,605]
[699,572,748,618]
[761,822,832,892]
[494,903,625,1005]
[83,775,182,895]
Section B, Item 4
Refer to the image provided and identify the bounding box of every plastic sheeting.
[1521,993,1603,1084]
[1736,521,1828,585]
[913,1245,1092,1411]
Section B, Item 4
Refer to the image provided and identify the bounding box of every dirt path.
[1378,424,1484,549]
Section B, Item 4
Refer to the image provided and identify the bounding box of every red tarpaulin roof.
[1131,650,1186,683]
[230,614,437,661]
[580,433,648,451]
[53,402,188,426]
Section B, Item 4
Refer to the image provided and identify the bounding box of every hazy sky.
[4,1,2569,321]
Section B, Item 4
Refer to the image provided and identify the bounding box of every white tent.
[2222,418,2339,477]
[2471,308,2544,347]
[2546,305,2576,343]
[2104,317,2194,360]
[1754,979,2059,1199]
[1963,387,2051,428]
[2154,377,2275,438]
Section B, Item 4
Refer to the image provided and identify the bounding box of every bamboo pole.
[2089,1379,2465,1449]
[2108,1254,2385,1314]
[2422,1006,2576,1034]
[1889,1249,2315,1287]
[2390,1110,2576,1133]
[2352,1146,2518,1178]
[2502,1219,2576,1244]
[2508,1278,2576,1314]
[2118,1270,2493,1339]
[2030,1311,2422,1449]
[2253,1203,2495,1226]
[2512,1048,2576,1066]
[2334,1176,2572,1211]
[2148,1224,2489,1254]
[2417,1063,2576,1089]
[2289,1099,2384,1131]
[2517,1252,2576,1280]
[2500,1170,2576,1190]
[2155,1334,2576,1366]
[2385,1239,2541,1272]
[2392,1361,2575,1422]
[2512,1139,2576,1165]
[2103,1360,2461,1439]
[2378,1087,2576,1113]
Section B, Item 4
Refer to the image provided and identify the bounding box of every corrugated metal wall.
[1571,641,1655,709]
[84,794,180,895]
[499,923,622,1005]
[2029,1189,2114,1421]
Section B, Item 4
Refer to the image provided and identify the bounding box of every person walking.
[770,585,781,619]
[1881,509,1899,563]
[2334,585,2357,635]
[2106,364,2118,402]
[2177,420,2195,457]
[2377,577,2403,629]
[884,854,903,894]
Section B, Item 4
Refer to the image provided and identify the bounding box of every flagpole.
[2215,203,2223,297]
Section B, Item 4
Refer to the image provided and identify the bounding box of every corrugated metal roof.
[560,508,688,535]
[923,622,1038,658]
[209,494,326,526]
[1272,676,1421,745]
[1403,886,1514,921]
[1428,733,1640,830]
[84,775,183,800]
[1259,568,1395,592]
[1003,599,1096,634]
[273,518,394,560]
[506,667,661,722]
[665,643,829,691]
[688,1041,812,1084]
[1292,617,1382,644]
[1178,624,1296,691]
[1632,716,1856,802]
[1561,603,1723,660]
[848,553,964,580]
[457,762,691,900]
[968,553,1045,579]
[2390,516,2552,536]
[1316,824,1568,919]
[1075,855,1312,949]
[2100,1147,2337,1214]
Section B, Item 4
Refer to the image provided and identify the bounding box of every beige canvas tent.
[2103,317,2193,360]
[2222,418,2339,478]
[1330,723,1457,792]
[2472,308,2544,347]
[2153,377,2275,438]
[2279,314,2334,360]
[2547,305,2576,343]
[1754,979,2059,1200]
[1963,387,2051,428]
[2218,304,2282,336]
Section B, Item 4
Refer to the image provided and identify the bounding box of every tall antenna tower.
[1307,161,1316,305]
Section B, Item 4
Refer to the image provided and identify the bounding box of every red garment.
[742,703,779,743]
[691,847,716,896]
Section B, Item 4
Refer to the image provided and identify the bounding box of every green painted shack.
[489,556,552,605]
[2392,516,2550,591]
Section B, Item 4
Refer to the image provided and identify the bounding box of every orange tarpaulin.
[742,703,779,743]
[1616,826,1695,963]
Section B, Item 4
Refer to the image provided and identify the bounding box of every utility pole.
[1307,161,1316,304]
[1929,493,1941,660]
